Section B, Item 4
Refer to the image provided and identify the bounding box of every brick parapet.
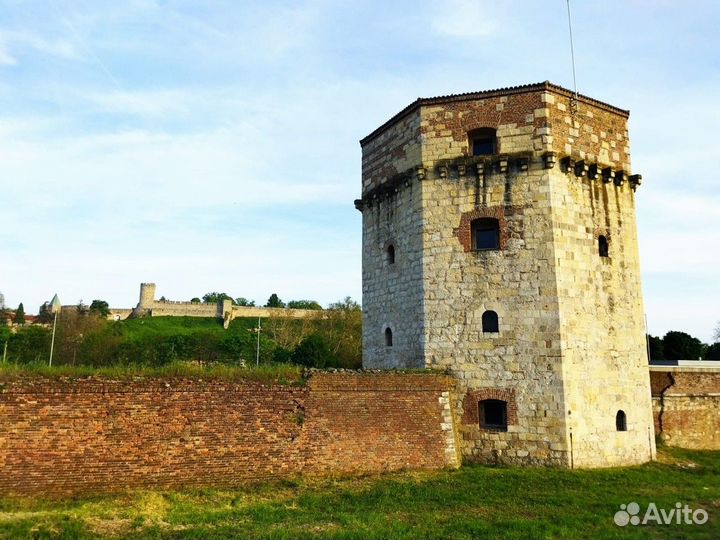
[0,371,458,497]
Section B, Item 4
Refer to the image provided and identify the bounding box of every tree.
[287,300,322,310]
[202,292,234,304]
[663,331,704,360]
[53,309,108,365]
[14,303,25,325]
[705,342,720,360]
[322,297,362,368]
[36,301,53,324]
[89,300,110,318]
[190,297,201,304]
[265,294,285,308]
[0,292,7,322]
[328,297,361,311]
[235,297,255,307]
[647,335,665,360]
[291,334,337,368]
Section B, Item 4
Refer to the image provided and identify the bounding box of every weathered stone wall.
[149,300,221,317]
[127,284,323,325]
[360,110,425,368]
[546,97,655,467]
[650,368,720,449]
[358,82,654,468]
[0,372,458,497]
[417,92,568,466]
[106,308,133,321]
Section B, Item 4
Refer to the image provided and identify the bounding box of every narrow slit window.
[616,410,627,431]
[387,244,395,265]
[482,310,499,333]
[468,128,497,156]
[599,235,609,257]
[480,399,508,430]
[472,218,500,251]
[385,327,393,347]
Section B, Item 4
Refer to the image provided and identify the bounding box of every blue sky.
[1,0,718,342]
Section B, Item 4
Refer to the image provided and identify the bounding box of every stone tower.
[355,82,655,468]
[138,283,156,309]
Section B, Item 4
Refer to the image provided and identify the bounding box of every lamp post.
[255,316,261,366]
[49,293,61,367]
[248,316,262,367]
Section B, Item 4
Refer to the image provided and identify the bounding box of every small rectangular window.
[480,399,508,431]
[472,218,500,250]
[472,137,495,156]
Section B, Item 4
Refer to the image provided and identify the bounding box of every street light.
[49,293,61,366]
[248,316,261,366]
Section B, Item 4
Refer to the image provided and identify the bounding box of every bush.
[6,326,51,363]
[291,334,337,368]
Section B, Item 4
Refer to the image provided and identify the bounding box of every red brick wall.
[649,369,720,450]
[0,372,457,497]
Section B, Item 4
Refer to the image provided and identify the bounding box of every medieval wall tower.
[355,82,656,468]
[138,283,157,309]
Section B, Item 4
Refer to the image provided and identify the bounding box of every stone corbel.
[542,151,557,169]
[574,160,589,178]
[588,163,602,180]
[475,161,486,177]
[457,163,467,177]
[415,166,426,181]
[629,174,642,190]
[437,164,448,179]
[354,199,364,211]
[561,156,576,174]
[602,167,615,184]
[614,170,625,187]
[496,156,509,174]
[516,157,529,172]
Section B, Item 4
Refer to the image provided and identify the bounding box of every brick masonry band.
[0,372,458,497]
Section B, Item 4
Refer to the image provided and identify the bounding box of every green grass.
[0,447,717,539]
[0,361,306,386]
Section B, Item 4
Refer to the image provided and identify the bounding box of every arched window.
[482,310,499,333]
[385,327,393,347]
[479,399,507,430]
[616,410,627,431]
[468,128,497,156]
[386,244,395,265]
[472,218,500,250]
[598,235,609,257]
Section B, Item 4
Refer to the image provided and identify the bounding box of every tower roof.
[50,294,61,308]
[360,81,630,146]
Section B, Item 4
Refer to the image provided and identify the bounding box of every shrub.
[291,334,337,368]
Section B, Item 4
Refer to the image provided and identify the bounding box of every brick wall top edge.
[0,371,453,394]
[308,372,454,391]
[649,371,720,396]
[360,81,629,146]
[0,376,307,395]
[649,366,720,374]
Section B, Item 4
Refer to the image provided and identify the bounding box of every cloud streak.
[0,0,718,342]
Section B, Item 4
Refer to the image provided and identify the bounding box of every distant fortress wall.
[107,283,323,326]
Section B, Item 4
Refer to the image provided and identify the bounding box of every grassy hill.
[1,313,362,369]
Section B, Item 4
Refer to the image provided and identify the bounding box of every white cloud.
[0,44,16,65]
[0,30,80,62]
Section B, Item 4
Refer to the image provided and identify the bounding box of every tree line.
[648,326,720,361]
[0,292,361,369]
